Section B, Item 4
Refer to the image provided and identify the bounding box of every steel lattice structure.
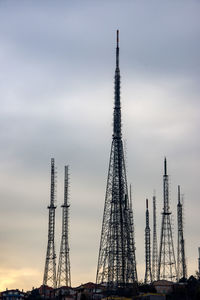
[57,166,71,287]
[96,30,137,290]
[144,199,152,284]
[177,185,187,280]
[129,184,137,281]
[152,194,158,281]
[158,158,177,281]
[43,158,57,288]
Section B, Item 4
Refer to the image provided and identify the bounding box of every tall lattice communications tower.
[57,166,71,287]
[43,158,57,288]
[158,158,177,281]
[96,30,137,290]
[144,199,152,284]
[177,185,187,280]
[152,194,158,281]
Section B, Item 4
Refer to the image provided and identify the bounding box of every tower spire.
[96,31,137,290]
[164,157,167,176]
[113,30,121,139]
[116,30,119,68]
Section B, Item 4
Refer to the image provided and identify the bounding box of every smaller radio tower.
[43,158,57,288]
[177,185,187,280]
[158,158,177,281]
[152,193,158,281]
[129,184,138,282]
[144,199,152,284]
[57,166,71,287]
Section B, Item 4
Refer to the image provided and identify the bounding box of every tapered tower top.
[164,157,167,176]
[117,30,119,47]
[178,185,181,205]
[116,30,119,68]
[146,198,148,209]
[113,30,121,139]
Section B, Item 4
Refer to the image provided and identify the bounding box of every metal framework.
[96,30,137,290]
[152,194,158,281]
[177,185,187,280]
[43,158,57,288]
[57,166,71,287]
[129,184,137,281]
[158,158,177,281]
[144,199,152,284]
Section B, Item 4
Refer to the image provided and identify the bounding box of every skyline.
[0,0,200,291]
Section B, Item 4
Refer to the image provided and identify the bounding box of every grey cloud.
[0,0,199,290]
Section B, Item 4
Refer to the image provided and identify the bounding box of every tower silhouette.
[43,158,57,288]
[96,30,137,290]
[57,166,71,287]
[152,193,158,281]
[144,199,152,284]
[177,185,187,280]
[158,158,177,281]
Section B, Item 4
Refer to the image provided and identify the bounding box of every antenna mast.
[57,166,71,287]
[144,199,152,283]
[177,185,187,280]
[152,193,158,281]
[158,158,177,281]
[43,158,57,288]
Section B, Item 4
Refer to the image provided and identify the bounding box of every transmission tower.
[129,184,137,283]
[144,199,152,284]
[152,193,158,281]
[57,166,71,287]
[158,158,177,281]
[96,30,137,290]
[43,158,57,288]
[177,185,187,280]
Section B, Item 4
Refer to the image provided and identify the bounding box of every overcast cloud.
[0,0,200,290]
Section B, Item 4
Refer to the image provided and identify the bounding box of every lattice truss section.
[43,158,57,288]
[152,194,158,281]
[145,199,152,284]
[177,185,187,280]
[57,166,71,287]
[158,158,177,281]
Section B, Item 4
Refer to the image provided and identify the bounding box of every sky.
[0,0,200,291]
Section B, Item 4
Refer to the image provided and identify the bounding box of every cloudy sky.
[0,0,200,291]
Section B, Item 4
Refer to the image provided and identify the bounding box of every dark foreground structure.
[96,30,137,292]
